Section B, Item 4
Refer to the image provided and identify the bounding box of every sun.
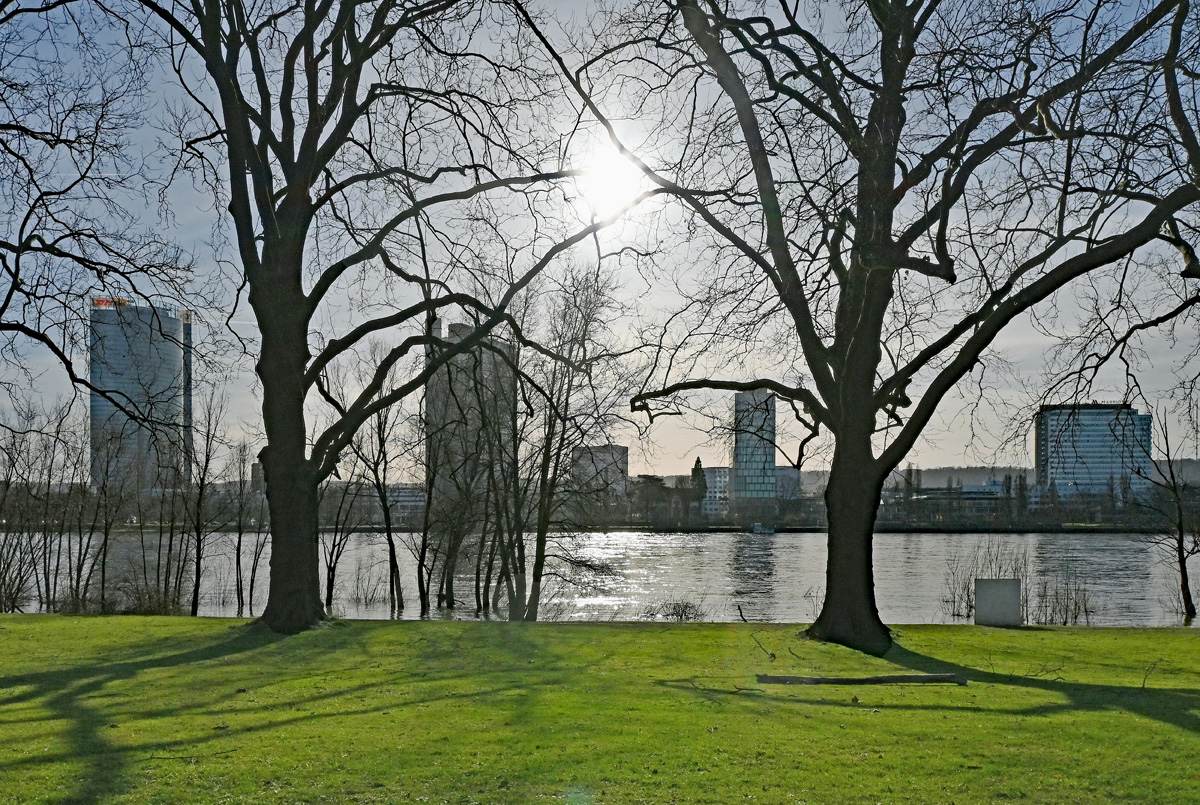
[575,146,648,220]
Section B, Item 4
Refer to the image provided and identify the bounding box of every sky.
[10,0,1200,480]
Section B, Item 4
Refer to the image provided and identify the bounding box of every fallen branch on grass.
[756,673,967,686]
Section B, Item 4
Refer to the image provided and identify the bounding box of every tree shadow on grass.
[656,631,1200,738]
[883,641,1200,735]
[0,621,287,804]
[0,619,587,804]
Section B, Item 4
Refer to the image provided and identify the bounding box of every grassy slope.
[0,617,1197,804]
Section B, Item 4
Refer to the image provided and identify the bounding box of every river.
[190,530,1198,626]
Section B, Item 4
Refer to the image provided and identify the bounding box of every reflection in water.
[729,533,775,620]
[186,530,1198,627]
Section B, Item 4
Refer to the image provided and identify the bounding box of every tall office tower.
[730,389,777,506]
[424,321,516,512]
[1034,403,1152,496]
[89,298,192,488]
[570,444,630,498]
[569,444,630,526]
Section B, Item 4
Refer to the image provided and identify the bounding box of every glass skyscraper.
[89,298,192,488]
[731,389,776,503]
[1034,403,1152,496]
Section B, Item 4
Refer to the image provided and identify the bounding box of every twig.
[1142,657,1161,691]
[140,749,239,763]
[749,631,776,661]
[736,604,749,623]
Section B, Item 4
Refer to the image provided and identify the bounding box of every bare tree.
[543,0,1200,652]
[466,265,630,620]
[89,421,138,611]
[184,389,231,616]
[0,403,40,611]
[0,397,85,613]
[226,440,265,617]
[1131,412,1200,620]
[317,457,372,612]
[348,344,410,616]
[122,0,655,632]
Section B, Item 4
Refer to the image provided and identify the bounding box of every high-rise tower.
[1034,403,1152,496]
[730,389,777,508]
[89,298,192,488]
[424,321,516,508]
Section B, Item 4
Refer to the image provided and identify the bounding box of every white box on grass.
[975,578,1022,626]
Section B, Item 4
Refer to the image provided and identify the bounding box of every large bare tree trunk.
[808,434,891,655]
[258,292,325,633]
[260,449,323,632]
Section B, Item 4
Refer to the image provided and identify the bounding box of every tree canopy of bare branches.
[1,0,192,412]
[556,0,1200,652]
[125,0,654,632]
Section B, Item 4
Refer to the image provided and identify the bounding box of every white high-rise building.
[1034,403,1152,496]
[702,466,729,517]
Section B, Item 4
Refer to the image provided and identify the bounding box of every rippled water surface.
[194,530,1198,626]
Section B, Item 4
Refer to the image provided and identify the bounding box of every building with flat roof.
[702,466,729,518]
[775,465,802,500]
[1034,403,1152,497]
[571,444,629,498]
[730,390,777,512]
[384,482,427,527]
[89,298,192,488]
[570,444,631,526]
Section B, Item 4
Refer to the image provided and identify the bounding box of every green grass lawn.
[0,616,1197,803]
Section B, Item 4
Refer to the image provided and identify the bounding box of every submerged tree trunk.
[1178,545,1195,621]
[385,533,402,617]
[325,559,336,611]
[235,529,245,618]
[190,535,202,616]
[808,437,892,656]
[1175,502,1196,620]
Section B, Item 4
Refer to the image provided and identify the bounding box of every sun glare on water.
[575,146,648,220]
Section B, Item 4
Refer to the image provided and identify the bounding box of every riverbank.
[1,617,1197,803]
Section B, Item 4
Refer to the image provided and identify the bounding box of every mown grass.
[0,616,1197,803]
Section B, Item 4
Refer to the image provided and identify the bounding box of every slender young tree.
[317,458,371,612]
[346,342,413,616]
[184,389,231,616]
[226,439,267,617]
[1132,412,1200,620]
[466,265,630,620]
[544,0,1200,652]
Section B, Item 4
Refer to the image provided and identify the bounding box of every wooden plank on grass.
[756,673,967,686]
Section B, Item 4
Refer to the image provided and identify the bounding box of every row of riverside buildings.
[85,303,1159,522]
